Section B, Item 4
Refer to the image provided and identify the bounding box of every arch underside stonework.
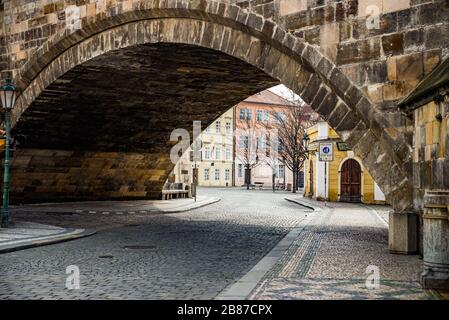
[12,41,277,201]
[8,1,413,213]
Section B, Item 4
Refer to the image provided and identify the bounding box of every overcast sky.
[268,84,303,103]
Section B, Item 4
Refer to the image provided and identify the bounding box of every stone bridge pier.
[1,0,449,285]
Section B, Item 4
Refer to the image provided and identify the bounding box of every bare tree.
[235,117,261,190]
[263,135,281,192]
[265,93,316,193]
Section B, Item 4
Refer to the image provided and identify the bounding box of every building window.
[280,112,286,122]
[225,147,231,161]
[204,168,210,181]
[257,136,266,150]
[215,121,221,133]
[274,112,286,124]
[258,110,269,123]
[240,108,246,120]
[256,110,263,122]
[215,147,221,160]
[239,135,249,149]
[205,126,211,133]
[240,108,252,120]
[263,110,270,123]
[204,146,211,160]
[246,109,252,120]
[226,122,232,134]
[278,139,285,151]
[277,165,285,178]
[192,139,202,161]
[225,169,230,181]
[238,164,243,178]
[214,169,220,180]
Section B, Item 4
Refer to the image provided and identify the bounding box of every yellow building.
[304,121,386,204]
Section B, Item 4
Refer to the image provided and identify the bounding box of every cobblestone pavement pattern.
[0,189,431,300]
[249,202,432,300]
[0,188,307,299]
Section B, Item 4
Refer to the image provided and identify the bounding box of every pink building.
[234,90,306,190]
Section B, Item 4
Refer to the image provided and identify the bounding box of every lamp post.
[300,133,310,192]
[0,79,17,228]
[303,133,310,153]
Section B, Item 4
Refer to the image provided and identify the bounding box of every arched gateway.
[340,159,362,203]
[2,0,430,254]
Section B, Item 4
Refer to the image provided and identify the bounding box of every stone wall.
[10,149,172,203]
[244,0,448,115]
[413,98,449,210]
[411,96,449,254]
[409,93,449,287]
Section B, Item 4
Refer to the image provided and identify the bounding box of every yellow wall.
[304,155,315,198]
[197,163,233,187]
[414,100,446,161]
[305,124,385,205]
[173,108,234,187]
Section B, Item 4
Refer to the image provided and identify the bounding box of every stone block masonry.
[257,0,448,113]
[10,149,171,203]
[7,41,278,203]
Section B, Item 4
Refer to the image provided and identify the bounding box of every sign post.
[192,165,198,202]
[319,142,334,162]
[318,143,334,202]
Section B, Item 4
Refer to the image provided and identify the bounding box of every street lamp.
[303,133,310,153]
[0,79,17,228]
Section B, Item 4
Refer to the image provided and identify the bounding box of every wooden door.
[340,159,361,203]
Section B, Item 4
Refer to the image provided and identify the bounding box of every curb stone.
[284,197,322,212]
[160,197,221,213]
[67,198,221,214]
[12,198,221,215]
[0,228,96,254]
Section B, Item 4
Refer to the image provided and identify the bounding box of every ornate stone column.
[420,190,449,289]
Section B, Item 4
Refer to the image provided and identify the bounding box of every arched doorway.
[340,159,362,203]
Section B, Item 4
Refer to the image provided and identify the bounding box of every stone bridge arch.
[4,0,413,213]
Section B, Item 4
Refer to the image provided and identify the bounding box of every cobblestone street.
[0,188,307,299]
[248,201,432,300]
[0,188,433,300]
